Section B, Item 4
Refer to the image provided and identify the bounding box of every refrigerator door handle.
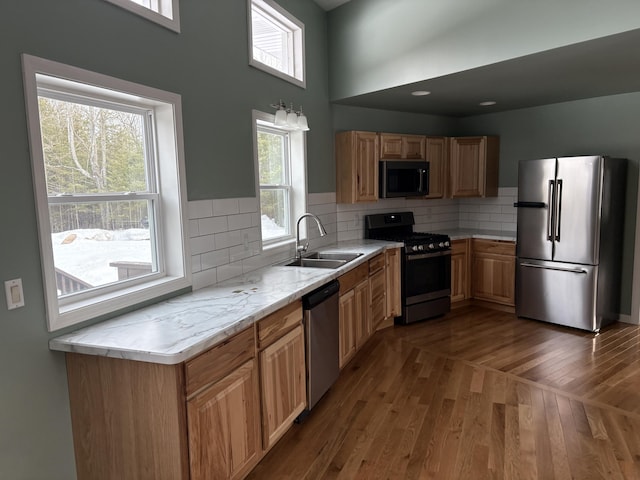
[547,180,555,241]
[555,179,563,241]
[520,262,588,275]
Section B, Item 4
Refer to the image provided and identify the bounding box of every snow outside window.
[22,54,190,331]
[253,111,307,248]
[248,0,306,88]
[102,0,180,32]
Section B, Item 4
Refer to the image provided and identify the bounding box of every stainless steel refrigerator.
[515,155,626,332]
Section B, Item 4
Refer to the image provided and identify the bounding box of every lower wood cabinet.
[258,324,306,450]
[385,247,401,318]
[451,239,470,303]
[338,278,369,368]
[369,260,386,331]
[471,239,516,306]
[187,359,261,480]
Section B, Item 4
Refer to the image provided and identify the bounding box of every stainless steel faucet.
[296,213,327,258]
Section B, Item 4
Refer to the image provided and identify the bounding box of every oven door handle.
[405,250,451,260]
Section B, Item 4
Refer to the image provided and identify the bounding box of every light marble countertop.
[49,240,401,365]
[439,228,517,242]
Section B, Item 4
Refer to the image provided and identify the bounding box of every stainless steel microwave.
[379,160,429,198]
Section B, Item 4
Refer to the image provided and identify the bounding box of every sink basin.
[281,252,363,269]
[303,252,362,262]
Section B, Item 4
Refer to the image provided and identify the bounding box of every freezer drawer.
[516,259,601,332]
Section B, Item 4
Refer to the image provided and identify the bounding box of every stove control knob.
[411,245,419,252]
[439,242,445,248]
[418,245,424,251]
[444,241,450,247]
[428,243,435,250]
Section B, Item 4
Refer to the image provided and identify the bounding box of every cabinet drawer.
[472,239,515,256]
[185,327,255,397]
[368,253,385,274]
[257,301,303,349]
[451,238,469,255]
[339,262,369,294]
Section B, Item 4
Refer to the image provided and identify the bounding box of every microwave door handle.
[418,169,424,193]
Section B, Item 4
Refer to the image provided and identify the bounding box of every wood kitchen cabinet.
[424,136,448,199]
[379,133,426,159]
[257,301,306,451]
[385,247,401,320]
[338,262,370,368]
[368,253,386,332]
[451,238,470,303]
[65,325,261,480]
[449,136,499,198]
[471,239,516,306]
[187,358,261,480]
[336,130,379,203]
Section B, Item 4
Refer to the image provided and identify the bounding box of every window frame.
[247,0,306,88]
[252,110,307,250]
[103,0,180,33]
[22,54,191,331]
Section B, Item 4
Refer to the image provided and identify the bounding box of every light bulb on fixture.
[297,106,309,131]
[286,103,299,129]
[274,100,288,127]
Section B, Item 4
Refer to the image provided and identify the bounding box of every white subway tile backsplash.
[213,198,240,216]
[187,188,518,290]
[188,199,214,219]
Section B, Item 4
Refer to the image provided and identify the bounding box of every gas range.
[363,212,451,254]
[364,211,451,325]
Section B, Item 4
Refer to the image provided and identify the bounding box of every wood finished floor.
[247,306,640,480]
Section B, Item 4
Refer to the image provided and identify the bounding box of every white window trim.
[103,0,180,33]
[247,0,306,88]
[22,54,191,331]
[252,110,307,253]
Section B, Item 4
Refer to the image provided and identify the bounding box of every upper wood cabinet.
[336,130,379,203]
[449,136,499,198]
[424,136,448,199]
[379,133,426,159]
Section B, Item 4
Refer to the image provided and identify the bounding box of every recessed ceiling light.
[411,90,431,96]
[479,101,496,106]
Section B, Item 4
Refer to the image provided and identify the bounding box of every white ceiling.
[313,0,351,11]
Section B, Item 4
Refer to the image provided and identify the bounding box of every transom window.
[253,111,307,247]
[22,54,190,331]
[103,0,180,32]
[248,0,306,88]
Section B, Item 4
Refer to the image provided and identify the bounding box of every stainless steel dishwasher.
[301,279,340,414]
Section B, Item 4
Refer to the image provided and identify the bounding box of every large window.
[22,54,190,331]
[248,0,305,88]
[103,0,180,32]
[253,111,307,247]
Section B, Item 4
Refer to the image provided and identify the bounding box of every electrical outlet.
[5,278,25,310]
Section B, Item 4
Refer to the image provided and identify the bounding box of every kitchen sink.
[281,252,363,269]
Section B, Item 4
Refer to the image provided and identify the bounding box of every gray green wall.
[328,0,640,100]
[0,0,331,478]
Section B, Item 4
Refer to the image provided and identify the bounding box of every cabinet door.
[336,131,378,204]
[385,248,401,318]
[451,239,469,303]
[369,270,385,332]
[187,359,261,480]
[403,135,426,159]
[259,325,307,450]
[425,136,447,199]
[355,278,372,347]
[379,134,403,159]
[471,241,516,306]
[356,132,379,201]
[339,289,357,368]
[450,136,486,197]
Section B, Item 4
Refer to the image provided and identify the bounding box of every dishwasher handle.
[302,280,340,310]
